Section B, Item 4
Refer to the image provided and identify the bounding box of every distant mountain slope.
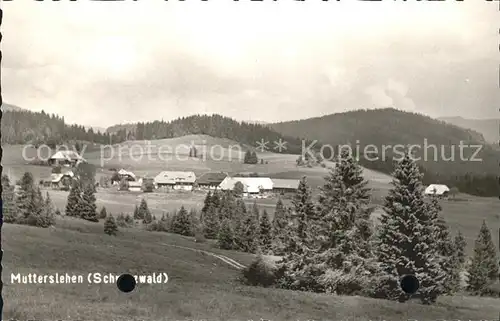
[106,114,307,154]
[439,116,499,144]
[270,108,499,196]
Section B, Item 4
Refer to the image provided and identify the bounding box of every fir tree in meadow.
[454,230,467,269]
[65,180,82,217]
[171,206,193,236]
[138,198,152,223]
[80,183,99,222]
[2,174,18,223]
[201,191,212,214]
[17,172,38,221]
[133,204,141,220]
[312,149,374,294]
[237,204,260,253]
[271,198,289,255]
[125,213,134,225]
[99,206,107,220]
[37,191,56,228]
[467,220,499,295]
[217,218,235,250]
[202,205,220,239]
[434,211,459,294]
[277,176,320,291]
[104,215,118,236]
[375,151,445,304]
[259,209,273,254]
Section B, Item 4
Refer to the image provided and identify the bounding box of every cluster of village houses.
[46,151,452,198]
[46,151,302,197]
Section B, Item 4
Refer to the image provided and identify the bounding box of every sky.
[2,0,499,128]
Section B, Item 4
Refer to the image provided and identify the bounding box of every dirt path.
[160,243,246,270]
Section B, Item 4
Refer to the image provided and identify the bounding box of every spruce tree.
[17,172,37,222]
[138,198,151,223]
[99,207,107,219]
[80,183,99,222]
[202,205,219,239]
[2,175,18,223]
[271,198,289,255]
[375,151,445,304]
[37,191,56,228]
[454,230,467,269]
[65,180,82,217]
[277,176,319,291]
[171,206,193,236]
[133,204,141,220]
[104,215,118,236]
[467,220,499,295]
[312,149,374,294]
[211,190,221,211]
[238,210,259,253]
[259,209,273,254]
[201,191,212,214]
[217,218,235,250]
[125,213,134,225]
[434,212,458,294]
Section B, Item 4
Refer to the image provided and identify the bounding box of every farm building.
[51,171,74,189]
[48,151,85,167]
[154,171,196,191]
[271,179,300,195]
[128,179,143,192]
[117,169,136,181]
[195,172,228,190]
[424,184,450,197]
[219,177,274,197]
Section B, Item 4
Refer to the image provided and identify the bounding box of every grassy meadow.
[3,135,500,319]
[4,217,500,321]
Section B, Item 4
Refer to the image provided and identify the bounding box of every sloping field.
[3,217,500,320]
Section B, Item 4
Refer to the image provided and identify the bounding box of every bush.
[241,255,277,287]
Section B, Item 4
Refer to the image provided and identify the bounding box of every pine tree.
[99,207,107,219]
[2,174,18,223]
[65,180,82,217]
[434,212,458,294]
[312,149,374,294]
[375,151,445,304]
[80,184,99,222]
[202,205,220,239]
[17,172,38,222]
[454,230,467,269]
[271,198,288,255]
[276,176,319,291]
[138,199,151,223]
[467,220,499,295]
[171,206,192,236]
[259,209,273,254]
[201,191,212,214]
[104,215,118,236]
[133,204,141,220]
[217,218,235,250]
[37,191,56,228]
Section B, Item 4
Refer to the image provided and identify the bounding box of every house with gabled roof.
[48,150,85,167]
[154,171,196,191]
[195,172,228,190]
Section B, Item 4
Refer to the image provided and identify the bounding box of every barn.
[195,172,228,190]
[51,171,74,190]
[271,179,300,195]
[219,177,273,197]
[154,171,196,191]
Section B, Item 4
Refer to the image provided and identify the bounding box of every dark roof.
[196,172,228,185]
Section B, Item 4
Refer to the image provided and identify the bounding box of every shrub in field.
[241,255,277,288]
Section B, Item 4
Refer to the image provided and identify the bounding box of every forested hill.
[1,109,129,146]
[270,108,500,197]
[106,114,306,154]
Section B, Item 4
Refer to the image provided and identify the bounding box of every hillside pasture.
[3,217,500,321]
